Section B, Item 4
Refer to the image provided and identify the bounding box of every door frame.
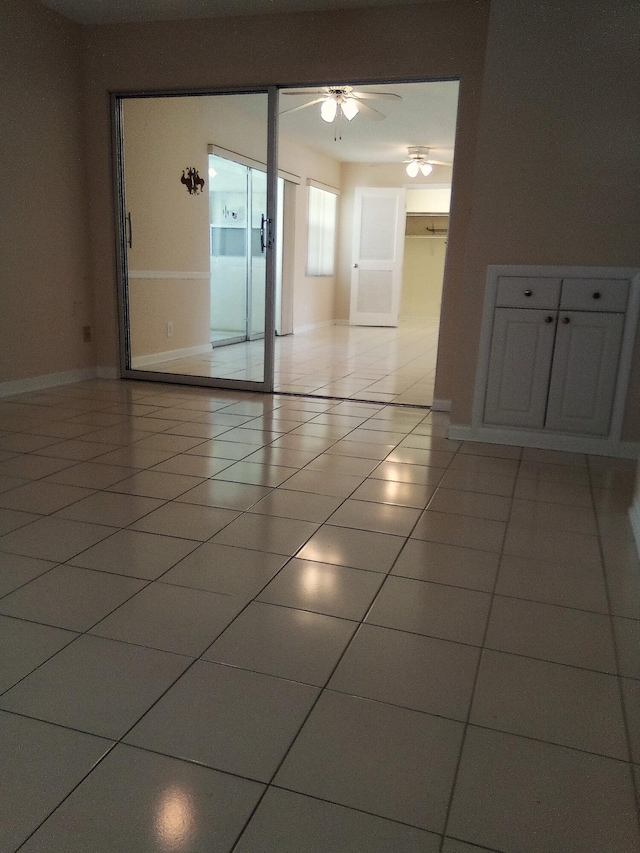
[111,86,278,393]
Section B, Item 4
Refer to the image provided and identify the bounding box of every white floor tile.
[125,660,318,782]
[19,744,264,853]
[274,690,464,833]
[2,378,639,853]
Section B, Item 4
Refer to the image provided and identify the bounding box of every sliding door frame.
[111,86,278,393]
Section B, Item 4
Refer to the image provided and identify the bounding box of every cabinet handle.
[562,317,571,324]
[593,292,601,299]
[544,316,554,323]
[524,290,532,297]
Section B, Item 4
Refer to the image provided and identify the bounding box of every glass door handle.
[126,212,132,249]
[260,214,266,254]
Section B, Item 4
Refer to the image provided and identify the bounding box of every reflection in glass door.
[116,90,276,389]
[208,154,269,348]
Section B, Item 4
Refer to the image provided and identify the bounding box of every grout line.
[587,454,640,837]
[437,440,518,853]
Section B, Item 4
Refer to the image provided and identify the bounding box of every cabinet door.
[484,308,557,428]
[545,311,624,435]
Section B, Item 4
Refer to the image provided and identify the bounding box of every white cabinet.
[484,308,557,428]
[483,274,630,437]
[545,311,625,435]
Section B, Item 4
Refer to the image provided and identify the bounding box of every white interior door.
[349,187,406,326]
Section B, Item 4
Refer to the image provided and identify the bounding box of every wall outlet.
[166,322,174,337]
[82,325,92,343]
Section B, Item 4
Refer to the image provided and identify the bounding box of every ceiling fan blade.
[427,159,452,166]
[353,100,386,121]
[281,89,328,96]
[351,92,402,102]
[279,98,326,116]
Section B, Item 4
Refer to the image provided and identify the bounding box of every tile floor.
[144,320,440,407]
[0,379,639,852]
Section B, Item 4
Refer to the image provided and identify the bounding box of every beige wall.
[448,0,640,438]
[400,237,447,320]
[0,0,94,384]
[81,0,490,377]
[123,97,211,359]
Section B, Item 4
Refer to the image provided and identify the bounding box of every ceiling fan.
[280,86,402,123]
[404,146,451,177]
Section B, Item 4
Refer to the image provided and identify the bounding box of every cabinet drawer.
[496,277,561,309]
[560,278,629,312]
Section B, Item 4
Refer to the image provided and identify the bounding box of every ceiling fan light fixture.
[341,98,359,121]
[320,97,338,123]
[320,97,338,122]
[406,160,420,178]
[419,162,433,177]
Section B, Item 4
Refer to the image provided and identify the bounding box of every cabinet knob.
[592,291,601,299]
[544,316,554,323]
[562,317,571,324]
[524,290,532,297]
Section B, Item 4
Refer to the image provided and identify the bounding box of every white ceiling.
[37,0,451,26]
[278,81,458,165]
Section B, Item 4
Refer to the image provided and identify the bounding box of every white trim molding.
[96,366,120,380]
[448,423,639,459]
[127,270,210,280]
[0,367,97,398]
[293,320,336,335]
[131,344,212,369]
[630,496,640,557]
[431,398,451,412]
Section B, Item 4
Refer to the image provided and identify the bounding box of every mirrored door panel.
[118,91,274,387]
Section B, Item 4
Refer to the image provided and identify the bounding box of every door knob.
[353,263,359,268]
[524,290,532,297]
[562,317,571,324]
[592,292,601,299]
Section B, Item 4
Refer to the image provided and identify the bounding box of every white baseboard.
[96,366,120,380]
[333,319,350,326]
[630,499,640,558]
[293,320,336,334]
[131,344,212,369]
[431,398,451,412]
[0,367,97,398]
[447,423,640,459]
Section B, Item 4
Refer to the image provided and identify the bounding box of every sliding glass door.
[115,89,277,390]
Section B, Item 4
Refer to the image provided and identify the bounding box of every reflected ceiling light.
[405,146,434,178]
[403,147,450,176]
[208,167,217,179]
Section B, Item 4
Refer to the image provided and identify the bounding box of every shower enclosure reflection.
[208,153,267,348]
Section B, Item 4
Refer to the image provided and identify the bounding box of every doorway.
[272,80,458,407]
[114,80,459,407]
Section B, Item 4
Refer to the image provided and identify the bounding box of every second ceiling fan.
[280,85,402,123]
